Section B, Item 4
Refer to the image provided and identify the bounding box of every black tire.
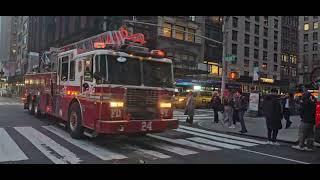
[68,102,84,139]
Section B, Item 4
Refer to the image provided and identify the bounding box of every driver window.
[61,56,69,81]
[84,56,93,82]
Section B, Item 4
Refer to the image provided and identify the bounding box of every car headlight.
[110,101,124,108]
[160,102,172,108]
[178,98,185,102]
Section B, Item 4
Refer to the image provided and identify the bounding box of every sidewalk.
[198,113,300,143]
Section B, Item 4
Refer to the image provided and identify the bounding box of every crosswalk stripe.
[0,102,22,106]
[177,117,213,120]
[0,128,28,162]
[187,137,242,149]
[15,127,81,164]
[42,125,127,161]
[176,128,258,147]
[124,145,171,159]
[147,134,220,151]
[174,114,211,117]
[179,125,267,145]
[146,142,198,156]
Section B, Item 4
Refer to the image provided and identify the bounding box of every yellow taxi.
[173,91,213,109]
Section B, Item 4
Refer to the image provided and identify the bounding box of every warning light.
[94,42,106,49]
[151,50,166,58]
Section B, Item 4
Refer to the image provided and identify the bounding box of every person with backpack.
[211,91,222,123]
[262,89,283,145]
[233,90,248,133]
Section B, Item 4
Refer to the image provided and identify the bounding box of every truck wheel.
[68,103,84,139]
[28,99,34,115]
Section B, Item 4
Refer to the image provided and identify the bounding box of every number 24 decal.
[141,121,152,131]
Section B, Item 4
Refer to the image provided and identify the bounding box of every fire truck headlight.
[110,101,124,108]
[160,102,172,108]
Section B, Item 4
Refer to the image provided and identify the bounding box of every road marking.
[43,125,127,161]
[0,102,23,106]
[0,128,28,162]
[174,114,211,117]
[15,127,81,164]
[124,145,171,160]
[179,125,267,145]
[239,149,310,164]
[147,134,220,151]
[187,137,242,149]
[176,128,258,147]
[147,142,198,156]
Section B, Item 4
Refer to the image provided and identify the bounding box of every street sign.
[225,54,236,62]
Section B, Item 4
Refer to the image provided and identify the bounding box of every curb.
[196,122,298,145]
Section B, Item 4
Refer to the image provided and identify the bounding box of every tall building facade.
[280,16,299,91]
[224,16,282,93]
[16,16,29,75]
[298,16,320,86]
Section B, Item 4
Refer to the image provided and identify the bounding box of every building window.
[274,19,278,29]
[264,16,268,26]
[232,30,238,41]
[313,54,318,61]
[244,71,249,76]
[291,55,297,64]
[254,24,259,35]
[244,47,250,57]
[189,16,196,21]
[262,63,267,70]
[254,36,259,47]
[304,34,309,42]
[69,61,75,81]
[304,44,309,52]
[274,42,278,51]
[187,28,195,42]
[282,54,288,62]
[244,34,250,44]
[254,49,259,59]
[254,61,259,67]
[175,25,185,40]
[274,31,278,40]
[313,32,318,40]
[232,17,238,28]
[163,22,172,37]
[244,59,250,67]
[263,51,268,61]
[245,21,250,32]
[255,16,260,22]
[274,65,278,72]
[304,16,309,21]
[314,22,319,29]
[304,23,310,31]
[313,43,318,51]
[263,27,268,37]
[274,53,278,63]
[232,44,237,55]
[292,68,296,77]
[263,39,268,49]
[303,54,309,63]
[304,66,308,73]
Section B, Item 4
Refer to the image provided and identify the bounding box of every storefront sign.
[248,93,260,111]
[260,78,274,83]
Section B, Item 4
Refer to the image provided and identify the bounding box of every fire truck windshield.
[143,60,173,88]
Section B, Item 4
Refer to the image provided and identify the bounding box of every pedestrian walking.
[292,92,316,151]
[223,94,235,128]
[211,91,222,123]
[262,89,283,145]
[281,93,294,128]
[184,91,195,126]
[233,90,248,133]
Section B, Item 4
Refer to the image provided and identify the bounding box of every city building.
[16,16,29,76]
[280,16,299,92]
[223,16,282,93]
[298,16,320,88]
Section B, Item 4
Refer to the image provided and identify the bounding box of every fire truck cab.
[23,29,178,139]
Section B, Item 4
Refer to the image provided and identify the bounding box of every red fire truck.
[22,28,178,139]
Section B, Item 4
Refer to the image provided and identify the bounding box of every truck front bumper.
[95,119,179,135]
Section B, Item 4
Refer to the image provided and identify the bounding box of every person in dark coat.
[281,93,294,128]
[262,88,283,145]
[211,91,222,123]
[292,92,316,151]
[233,90,248,133]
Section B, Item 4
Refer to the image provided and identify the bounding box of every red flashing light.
[94,42,106,49]
[151,50,166,58]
